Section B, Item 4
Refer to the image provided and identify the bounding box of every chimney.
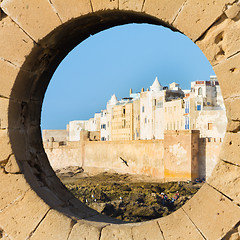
[141,88,144,93]
[130,88,133,95]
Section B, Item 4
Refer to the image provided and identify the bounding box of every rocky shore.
[57,167,203,222]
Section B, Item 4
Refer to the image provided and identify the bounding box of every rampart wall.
[44,130,222,181]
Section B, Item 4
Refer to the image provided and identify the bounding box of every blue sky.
[41,23,215,130]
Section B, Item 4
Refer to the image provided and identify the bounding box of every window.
[153,99,157,106]
[174,106,176,112]
[122,108,125,115]
[185,117,189,130]
[185,101,189,113]
[157,101,163,108]
[101,124,106,129]
[122,120,126,128]
[208,123,213,130]
[197,105,201,111]
[142,106,144,112]
[198,87,202,95]
[145,118,147,124]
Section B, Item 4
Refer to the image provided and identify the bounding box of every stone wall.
[44,130,221,181]
[198,138,223,179]
[163,130,200,181]
[1,0,240,238]
[45,140,165,179]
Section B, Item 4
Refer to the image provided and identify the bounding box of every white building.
[67,75,226,142]
[184,76,227,139]
[140,77,184,140]
[106,94,118,141]
[100,94,119,141]
[68,120,87,141]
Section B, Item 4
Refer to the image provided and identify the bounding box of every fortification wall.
[198,139,223,179]
[44,130,220,181]
[45,140,165,179]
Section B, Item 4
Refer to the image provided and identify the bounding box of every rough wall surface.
[46,140,165,178]
[45,130,213,181]
[0,0,239,239]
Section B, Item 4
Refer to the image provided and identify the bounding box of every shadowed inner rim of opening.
[8,10,205,222]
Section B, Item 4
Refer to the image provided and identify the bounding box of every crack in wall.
[0,57,20,69]
[206,182,238,205]
[27,208,51,240]
[89,0,94,12]
[48,0,63,24]
[227,50,240,60]
[99,225,106,240]
[0,188,30,213]
[2,14,37,45]
[181,207,207,239]
[130,228,134,240]
[66,219,77,240]
[222,159,240,168]
[156,221,165,240]
[141,0,146,12]
[195,13,227,43]
[224,94,240,100]
[171,0,188,25]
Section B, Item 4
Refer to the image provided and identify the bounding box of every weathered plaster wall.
[198,138,223,179]
[163,130,200,181]
[44,141,83,170]
[44,130,218,181]
[45,140,165,179]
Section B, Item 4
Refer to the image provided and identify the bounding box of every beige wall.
[198,138,222,179]
[163,130,200,181]
[44,141,83,170]
[133,99,140,140]
[44,130,221,181]
[165,99,185,130]
[45,140,165,178]
[111,102,133,141]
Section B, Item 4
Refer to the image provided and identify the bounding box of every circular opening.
[40,22,226,222]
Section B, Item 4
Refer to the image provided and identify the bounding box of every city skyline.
[41,23,215,130]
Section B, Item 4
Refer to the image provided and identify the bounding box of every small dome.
[150,77,162,92]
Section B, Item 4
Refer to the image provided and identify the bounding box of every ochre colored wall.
[44,130,220,181]
[163,130,200,181]
[45,140,165,179]
[198,139,223,179]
